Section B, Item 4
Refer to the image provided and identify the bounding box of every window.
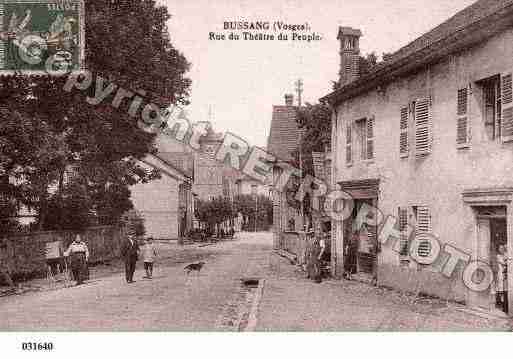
[413,206,432,258]
[399,106,409,157]
[456,86,471,148]
[414,98,431,156]
[398,207,409,257]
[345,123,352,165]
[480,75,501,141]
[366,116,375,160]
[355,117,374,161]
[501,72,513,142]
[398,205,432,261]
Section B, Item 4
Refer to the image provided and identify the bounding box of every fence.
[0,226,123,281]
[280,231,310,266]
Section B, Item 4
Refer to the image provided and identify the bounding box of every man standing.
[121,229,139,283]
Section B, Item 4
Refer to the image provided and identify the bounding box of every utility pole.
[255,194,258,233]
[295,79,305,230]
[295,79,303,107]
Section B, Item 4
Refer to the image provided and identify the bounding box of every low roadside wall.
[378,263,467,303]
[0,226,123,281]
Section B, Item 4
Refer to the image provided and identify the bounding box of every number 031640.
[22,342,54,351]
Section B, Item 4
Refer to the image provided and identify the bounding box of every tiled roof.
[387,0,513,63]
[267,105,302,162]
[323,0,513,104]
[156,152,194,178]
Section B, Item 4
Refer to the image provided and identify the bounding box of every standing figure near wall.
[306,229,325,283]
[496,245,509,313]
[64,234,89,286]
[343,229,358,280]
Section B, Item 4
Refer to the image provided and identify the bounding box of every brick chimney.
[284,94,294,106]
[337,27,362,86]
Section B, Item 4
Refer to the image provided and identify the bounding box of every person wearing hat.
[64,234,89,286]
[121,227,140,283]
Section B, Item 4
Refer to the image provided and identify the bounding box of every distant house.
[235,174,271,198]
[267,94,304,248]
[130,136,194,239]
[192,125,239,202]
[322,0,513,314]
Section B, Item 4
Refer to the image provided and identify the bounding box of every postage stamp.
[0,0,85,75]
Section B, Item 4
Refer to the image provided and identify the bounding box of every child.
[142,237,157,279]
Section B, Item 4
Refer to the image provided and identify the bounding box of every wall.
[0,226,121,280]
[130,165,180,239]
[237,179,270,197]
[333,27,513,301]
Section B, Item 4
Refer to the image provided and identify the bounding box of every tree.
[294,102,332,177]
[331,52,383,90]
[121,209,146,237]
[233,194,273,231]
[44,179,96,231]
[0,0,191,230]
[194,197,234,234]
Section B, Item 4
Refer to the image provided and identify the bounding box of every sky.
[162,0,475,148]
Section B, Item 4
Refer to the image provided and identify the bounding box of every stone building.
[267,94,304,248]
[235,173,271,198]
[322,0,513,315]
[192,125,239,202]
[130,135,194,239]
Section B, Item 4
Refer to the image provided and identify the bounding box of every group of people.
[62,231,158,286]
[305,225,330,283]
[120,231,158,283]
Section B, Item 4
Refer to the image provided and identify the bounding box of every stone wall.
[0,226,122,280]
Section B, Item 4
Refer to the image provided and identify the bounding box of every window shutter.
[414,98,431,156]
[416,206,431,258]
[456,87,470,147]
[366,116,374,160]
[399,106,409,157]
[501,72,513,143]
[346,123,352,165]
[398,207,409,256]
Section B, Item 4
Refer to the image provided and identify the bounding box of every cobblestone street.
[0,232,511,331]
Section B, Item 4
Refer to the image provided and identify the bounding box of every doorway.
[343,198,378,283]
[474,206,507,313]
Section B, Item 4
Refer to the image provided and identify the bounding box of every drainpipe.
[327,101,342,278]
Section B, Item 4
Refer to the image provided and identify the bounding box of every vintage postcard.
[1,0,513,357]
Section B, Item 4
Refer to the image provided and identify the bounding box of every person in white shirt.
[142,237,157,279]
[64,234,89,285]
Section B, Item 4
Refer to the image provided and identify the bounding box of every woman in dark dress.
[64,234,89,285]
[307,230,324,283]
[344,230,358,280]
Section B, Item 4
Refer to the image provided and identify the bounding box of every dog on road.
[184,261,205,275]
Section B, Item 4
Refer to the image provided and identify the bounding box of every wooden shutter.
[416,206,431,258]
[398,207,409,256]
[400,106,409,157]
[346,123,352,165]
[414,98,431,156]
[501,72,513,142]
[366,116,374,160]
[456,87,470,147]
